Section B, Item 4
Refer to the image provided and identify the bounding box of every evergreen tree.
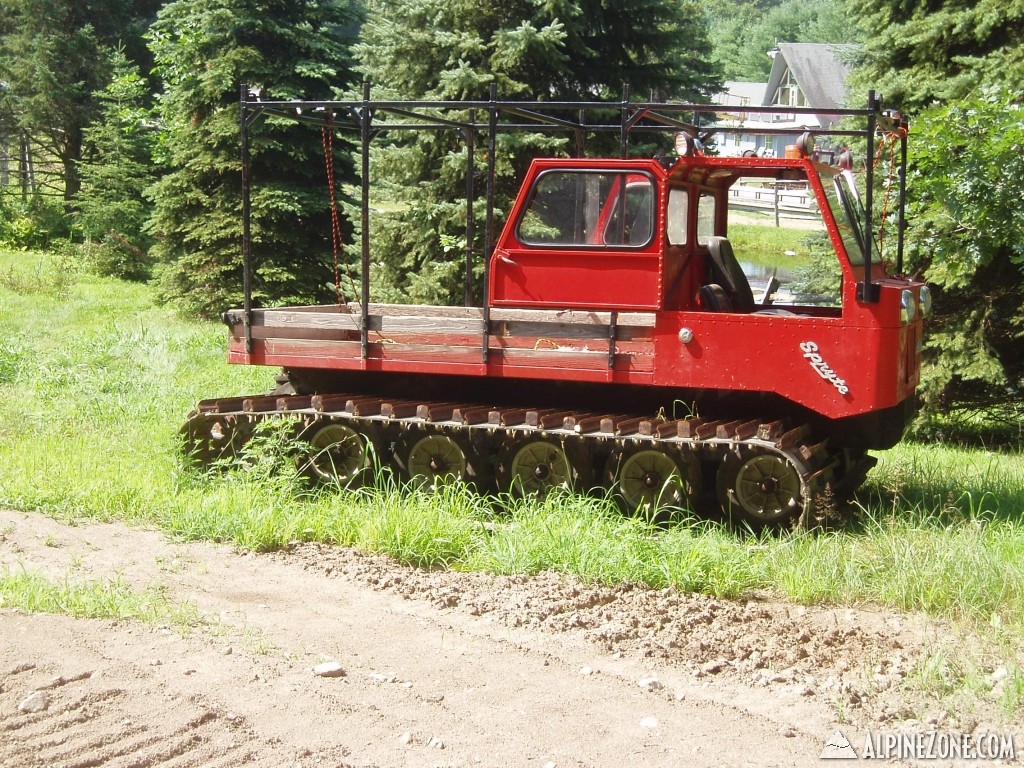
[358,0,720,102]
[847,0,1024,111]
[355,0,722,304]
[710,0,855,81]
[76,47,157,281]
[146,0,363,317]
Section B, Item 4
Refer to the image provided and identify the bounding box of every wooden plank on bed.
[489,308,656,327]
[251,309,360,332]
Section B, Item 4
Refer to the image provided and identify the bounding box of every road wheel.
[606,446,699,518]
[717,446,804,529]
[303,421,371,486]
[400,432,471,489]
[498,437,584,498]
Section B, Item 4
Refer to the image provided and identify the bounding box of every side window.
[517,172,591,244]
[667,188,688,245]
[696,193,716,245]
[517,170,654,248]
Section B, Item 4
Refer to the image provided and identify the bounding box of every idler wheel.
[498,437,584,498]
[303,421,370,485]
[403,432,470,489]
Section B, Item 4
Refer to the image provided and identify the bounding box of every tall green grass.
[0,250,266,522]
[1,248,1023,642]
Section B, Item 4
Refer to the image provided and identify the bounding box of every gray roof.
[764,43,858,127]
[718,81,768,105]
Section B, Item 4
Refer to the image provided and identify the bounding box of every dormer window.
[773,68,806,108]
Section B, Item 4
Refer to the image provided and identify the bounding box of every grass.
[727,219,816,267]
[1,248,1023,714]
[0,568,201,627]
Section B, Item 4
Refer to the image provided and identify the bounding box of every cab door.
[489,163,664,310]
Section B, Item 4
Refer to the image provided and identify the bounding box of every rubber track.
[182,393,841,526]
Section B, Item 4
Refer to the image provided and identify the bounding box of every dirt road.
[0,509,1014,767]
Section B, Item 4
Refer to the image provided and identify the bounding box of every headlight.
[900,289,916,325]
[918,285,932,318]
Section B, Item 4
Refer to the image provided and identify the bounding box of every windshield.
[822,170,876,267]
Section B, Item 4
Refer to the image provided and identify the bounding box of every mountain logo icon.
[820,729,859,759]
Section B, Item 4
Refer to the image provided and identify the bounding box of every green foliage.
[784,230,843,306]
[146,0,363,318]
[0,0,163,200]
[355,0,723,305]
[75,47,158,281]
[903,89,1024,429]
[848,0,1024,432]
[358,0,721,102]
[848,0,1024,112]
[0,192,73,249]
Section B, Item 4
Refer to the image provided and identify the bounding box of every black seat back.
[706,236,755,313]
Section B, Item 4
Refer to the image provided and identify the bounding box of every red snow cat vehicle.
[184,84,929,529]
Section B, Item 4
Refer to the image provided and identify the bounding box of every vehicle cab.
[488,138,930,444]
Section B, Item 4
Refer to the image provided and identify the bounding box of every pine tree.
[76,47,156,281]
[146,0,362,317]
[0,0,162,202]
[847,0,1024,111]
[358,0,721,102]
[709,0,856,81]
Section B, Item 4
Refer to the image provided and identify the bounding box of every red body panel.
[650,308,913,418]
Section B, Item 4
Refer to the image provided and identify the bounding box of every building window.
[773,68,805,108]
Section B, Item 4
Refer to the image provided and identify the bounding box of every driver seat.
[706,236,755,313]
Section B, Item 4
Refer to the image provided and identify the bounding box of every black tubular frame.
[237,83,909,354]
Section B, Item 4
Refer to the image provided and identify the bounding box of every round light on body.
[918,285,932,318]
[674,132,696,157]
[900,289,916,325]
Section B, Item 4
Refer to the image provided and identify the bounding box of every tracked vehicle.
[184,86,928,528]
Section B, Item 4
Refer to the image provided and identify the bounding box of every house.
[712,42,858,157]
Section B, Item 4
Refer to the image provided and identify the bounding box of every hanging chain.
[872,125,907,260]
[321,114,346,308]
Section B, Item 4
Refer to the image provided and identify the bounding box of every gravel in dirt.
[0,509,1017,767]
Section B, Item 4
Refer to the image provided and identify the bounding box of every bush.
[905,89,1024,437]
[77,235,155,282]
[0,192,74,250]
